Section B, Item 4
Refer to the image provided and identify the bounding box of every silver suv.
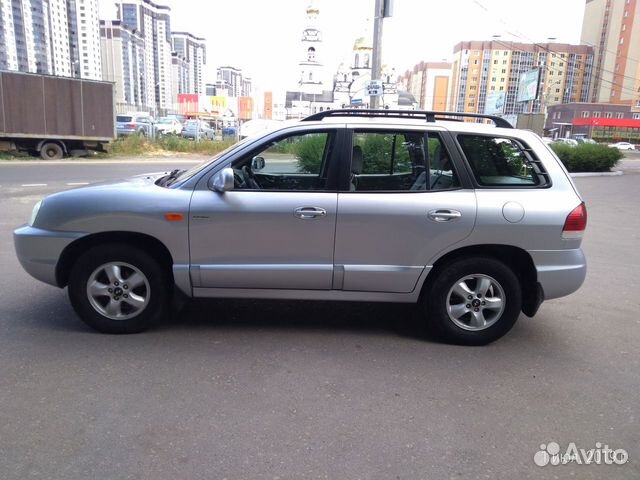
[14,110,587,345]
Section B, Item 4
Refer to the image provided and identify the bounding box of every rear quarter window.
[457,134,546,187]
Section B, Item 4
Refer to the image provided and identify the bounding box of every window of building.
[633,113,640,119]
[593,111,601,118]
[582,111,589,118]
[605,112,613,118]
[457,135,544,187]
[616,112,624,119]
[350,131,459,192]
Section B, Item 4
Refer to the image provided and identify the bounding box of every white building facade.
[171,31,206,96]
[118,0,173,113]
[0,0,101,79]
[100,19,147,111]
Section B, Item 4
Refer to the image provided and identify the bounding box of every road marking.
[67,182,89,186]
[21,183,47,187]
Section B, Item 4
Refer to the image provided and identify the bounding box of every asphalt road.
[0,159,639,479]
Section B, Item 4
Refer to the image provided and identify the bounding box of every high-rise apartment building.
[216,66,252,97]
[581,0,640,106]
[0,0,101,79]
[171,31,206,96]
[118,0,173,112]
[450,41,594,116]
[100,19,146,110]
[398,62,451,111]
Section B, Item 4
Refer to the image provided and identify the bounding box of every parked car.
[574,137,596,145]
[551,138,579,147]
[609,141,636,151]
[116,114,153,137]
[182,120,214,140]
[155,117,183,136]
[14,109,587,345]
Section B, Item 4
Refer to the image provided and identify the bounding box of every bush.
[549,143,622,172]
[295,134,328,173]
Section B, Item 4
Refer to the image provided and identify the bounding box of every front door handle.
[294,207,327,219]
[428,209,462,222]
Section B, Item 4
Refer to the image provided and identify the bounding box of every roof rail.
[302,109,513,129]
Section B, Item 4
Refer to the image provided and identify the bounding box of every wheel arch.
[420,244,541,317]
[56,231,174,288]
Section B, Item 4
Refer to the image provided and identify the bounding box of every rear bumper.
[14,225,85,287]
[528,248,587,300]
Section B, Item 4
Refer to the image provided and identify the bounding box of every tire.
[68,244,171,334]
[40,142,64,160]
[422,257,522,345]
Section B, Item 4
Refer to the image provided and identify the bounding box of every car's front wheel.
[68,244,171,333]
[423,257,522,345]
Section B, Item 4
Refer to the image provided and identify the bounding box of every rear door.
[333,126,477,293]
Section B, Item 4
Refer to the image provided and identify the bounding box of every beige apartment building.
[581,0,640,107]
[449,41,594,117]
[398,62,452,111]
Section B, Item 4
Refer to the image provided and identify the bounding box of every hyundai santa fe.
[14,109,587,345]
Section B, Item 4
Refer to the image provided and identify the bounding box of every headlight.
[29,200,42,226]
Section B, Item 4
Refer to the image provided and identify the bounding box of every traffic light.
[383,0,394,17]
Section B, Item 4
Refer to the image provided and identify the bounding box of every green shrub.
[550,143,622,172]
[294,134,330,173]
[108,135,152,156]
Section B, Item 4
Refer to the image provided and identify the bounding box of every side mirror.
[251,156,265,170]
[209,167,234,193]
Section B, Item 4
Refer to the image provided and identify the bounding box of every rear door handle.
[428,209,462,222]
[294,207,327,219]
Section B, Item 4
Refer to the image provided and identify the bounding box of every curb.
[570,171,623,177]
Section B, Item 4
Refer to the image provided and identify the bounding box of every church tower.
[298,1,324,94]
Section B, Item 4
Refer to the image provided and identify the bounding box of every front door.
[333,127,477,293]
[189,128,341,290]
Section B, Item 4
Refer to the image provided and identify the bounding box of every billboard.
[517,69,540,102]
[209,96,228,116]
[238,96,253,120]
[484,91,506,115]
[178,93,199,114]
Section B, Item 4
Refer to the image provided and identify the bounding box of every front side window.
[231,131,333,191]
[457,135,543,186]
[350,131,460,192]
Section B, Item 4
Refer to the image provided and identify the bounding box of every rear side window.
[457,135,543,186]
[350,131,460,192]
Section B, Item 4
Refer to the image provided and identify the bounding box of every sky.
[100,0,586,95]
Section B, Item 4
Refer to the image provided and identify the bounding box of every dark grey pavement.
[0,159,638,479]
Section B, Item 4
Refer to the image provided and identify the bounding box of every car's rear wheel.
[68,244,171,333]
[423,257,522,345]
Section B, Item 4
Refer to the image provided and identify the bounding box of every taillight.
[562,202,587,239]
[126,124,136,129]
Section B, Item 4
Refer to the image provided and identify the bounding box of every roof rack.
[302,109,513,129]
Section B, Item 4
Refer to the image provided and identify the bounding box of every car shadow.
[162,298,431,341]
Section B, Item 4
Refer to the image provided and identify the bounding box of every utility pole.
[370,0,384,109]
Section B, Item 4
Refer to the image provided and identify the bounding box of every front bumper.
[14,226,85,287]
[528,248,587,300]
